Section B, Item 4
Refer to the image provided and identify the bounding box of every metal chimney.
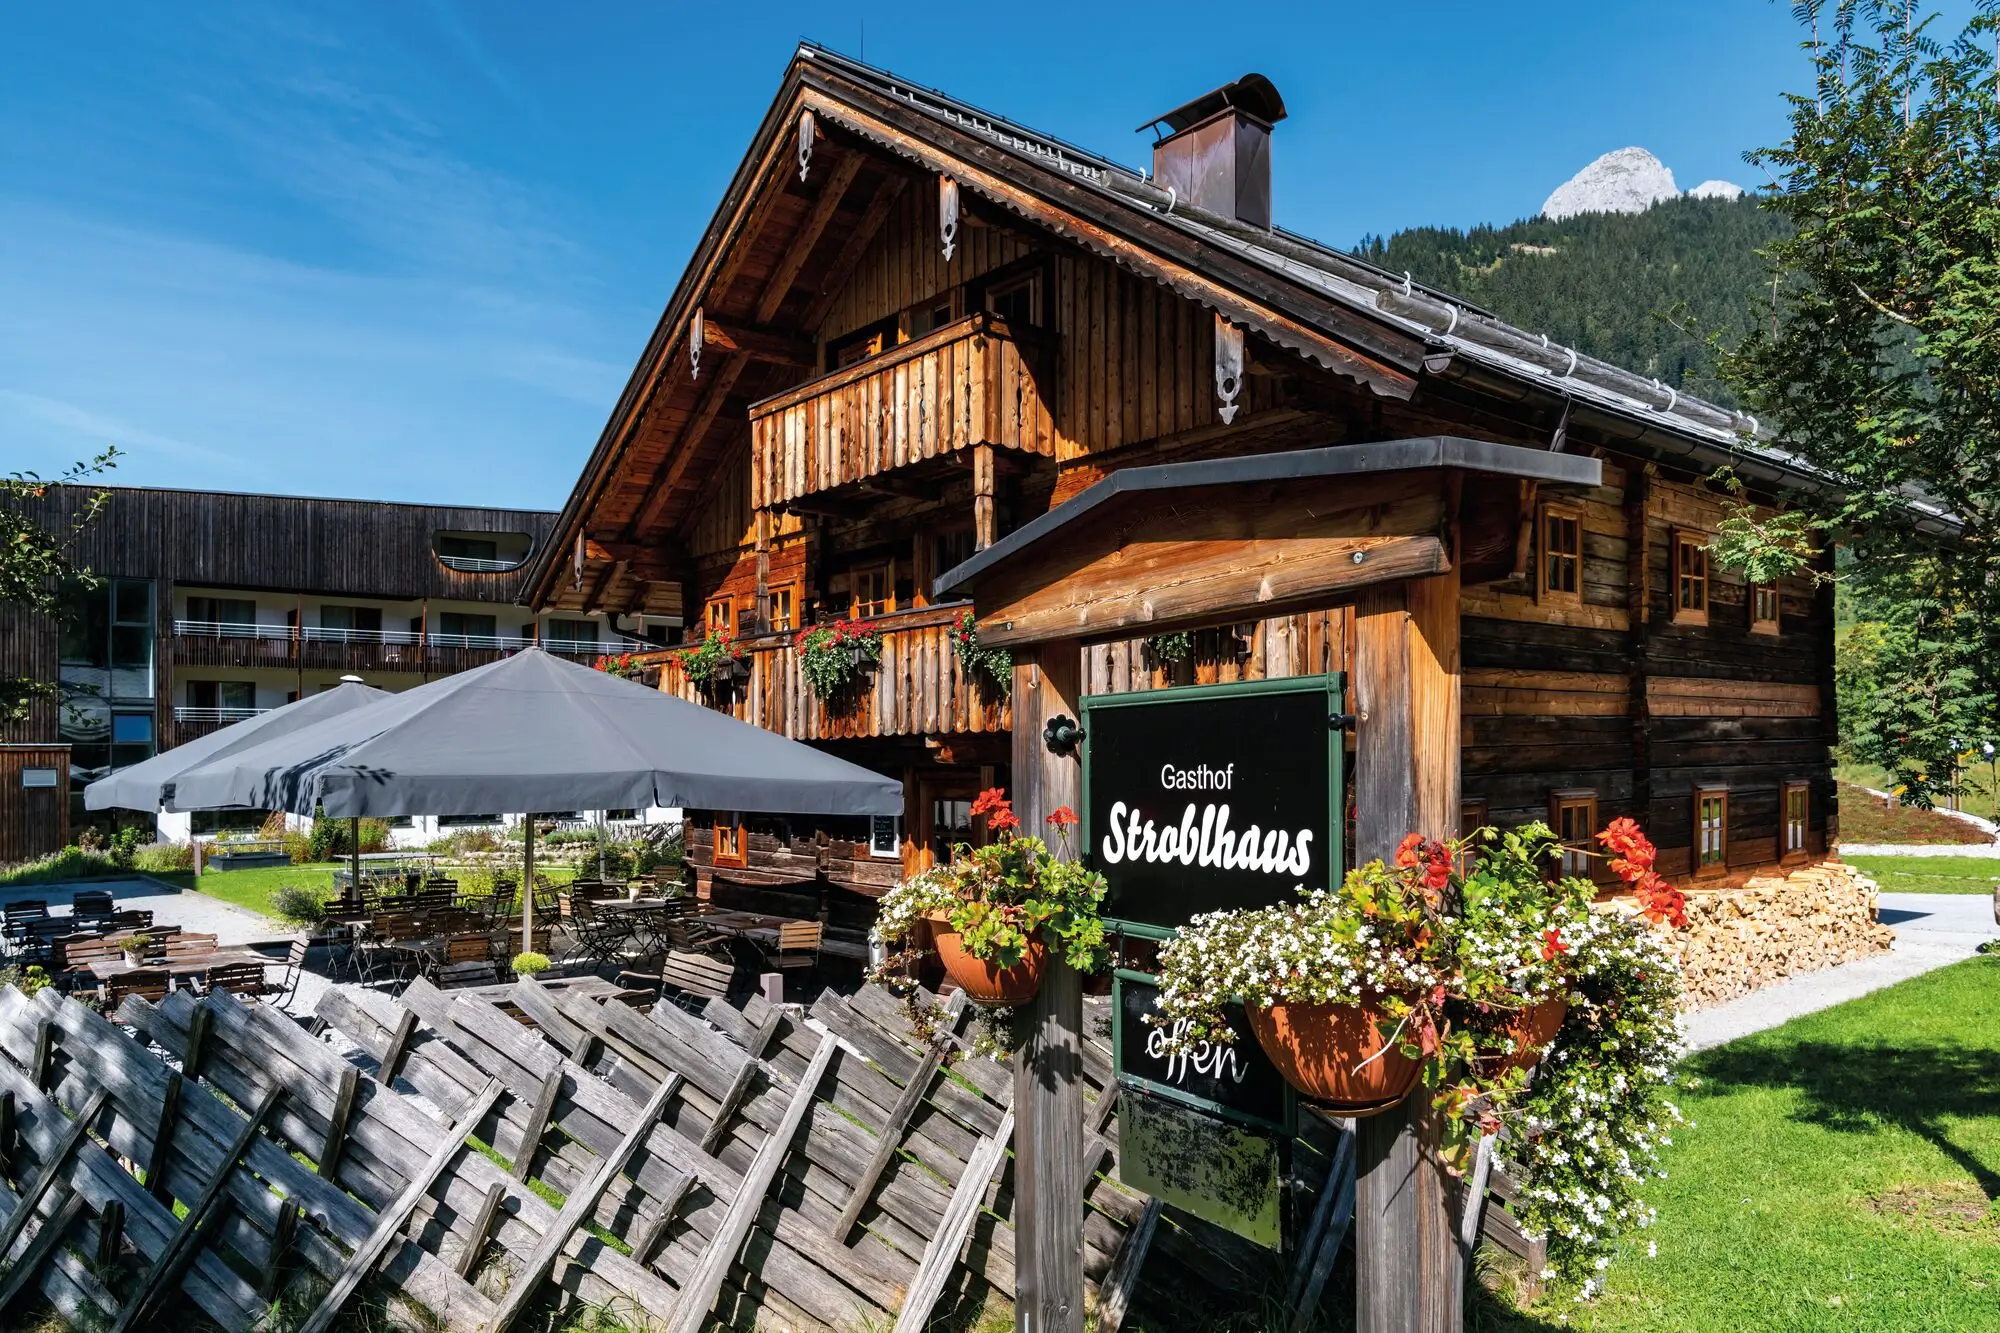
[1141,74,1287,229]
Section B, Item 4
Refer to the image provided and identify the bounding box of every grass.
[154,859,582,921]
[1836,783,1991,846]
[1485,955,2000,1331]
[1844,854,2000,897]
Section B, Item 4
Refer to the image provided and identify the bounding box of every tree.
[1718,0,2000,804]
[1,449,118,725]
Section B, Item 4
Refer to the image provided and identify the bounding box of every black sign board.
[1082,675,1344,934]
[1114,972,1291,1131]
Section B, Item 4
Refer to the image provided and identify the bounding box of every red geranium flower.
[1541,928,1570,961]
[1395,832,1425,868]
[1046,806,1079,829]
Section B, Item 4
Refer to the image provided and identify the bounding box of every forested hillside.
[1355,195,1786,406]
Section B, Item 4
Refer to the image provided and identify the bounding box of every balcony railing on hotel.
[172,705,269,723]
[748,312,1056,511]
[435,554,526,573]
[655,602,1009,743]
[171,619,642,671]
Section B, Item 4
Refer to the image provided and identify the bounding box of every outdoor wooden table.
[85,948,269,981]
[698,909,798,950]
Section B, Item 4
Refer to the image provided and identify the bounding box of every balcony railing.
[173,706,269,723]
[435,554,526,573]
[748,312,1056,511]
[655,602,1009,743]
[174,619,281,640]
[173,620,642,658]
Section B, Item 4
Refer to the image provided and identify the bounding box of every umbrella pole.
[522,814,535,962]
[349,817,361,899]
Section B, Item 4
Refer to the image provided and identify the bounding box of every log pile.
[1654,859,1893,1009]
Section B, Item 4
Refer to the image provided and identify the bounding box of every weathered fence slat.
[510,1068,563,1181]
[296,1076,504,1333]
[455,1181,506,1279]
[1289,1127,1358,1333]
[1094,1196,1161,1333]
[109,1082,283,1333]
[0,1087,108,1265]
[892,1106,1014,1333]
[318,1065,361,1179]
[668,1030,837,1333]
[0,1188,87,1316]
[484,1069,685,1333]
[831,990,967,1243]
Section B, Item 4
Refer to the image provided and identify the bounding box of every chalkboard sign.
[1119,1087,1282,1249]
[1082,675,1344,933]
[1114,972,1290,1131]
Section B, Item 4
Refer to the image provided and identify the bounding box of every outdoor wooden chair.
[2,900,48,959]
[165,933,220,960]
[766,920,824,978]
[101,969,170,1009]
[70,889,116,933]
[199,960,268,998]
[434,936,499,988]
[268,933,310,1010]
[110,909,154,933]
[56,936,120,986]
[621,949,735,1009]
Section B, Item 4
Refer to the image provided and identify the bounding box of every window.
[438,612,498,643]
[713,813,746,867]
[869,815,902,859]
[437,535,498,561]
[905,296,957,339]
[767,585,797,634]
[1672,531,1710,626]
[1549,790,1599,880]
[931,797,974,864]
[1460,799,1490,838]
[852,564,894,619]
[1694,786,1729,876]
[438,813,501,827]
[185,596,257,631]
[1750,582,1781,635]
[188,681,255,711]
[320,605,383,640]
[985,273,1039,327]
[543,618,599,646]
[828,320,895,370]
[1539,504,1582,603]
[1783,780,1811,863]
[704,597,734,636]
[933,527,976,575]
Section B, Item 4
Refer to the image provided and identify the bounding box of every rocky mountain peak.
[1541,148,1678,221]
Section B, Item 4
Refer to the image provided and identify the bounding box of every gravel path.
[0,876,286,946]
[1682,891,1997,1052]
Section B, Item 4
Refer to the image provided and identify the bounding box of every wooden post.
[520,814,536,963]
[754,508,773,629]
[1009,640,1084,1333]
[973,445,997,552]
[1352,571,1462,1333]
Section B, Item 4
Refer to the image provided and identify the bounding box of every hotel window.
[767,585,798,634]
[1750,582,1781,635]
[188,680,255,712]
[1783,780,1811,863]
[852,564,894,619]
[185,596,257,633]
[985,273,1040,327]
[320,605,383,641]
[438,612,497,643]
[1694,785,1729,876]
[704,597,734,637]
[712,812,746,867]
[543,618,599,647]
[1549,789,1599,880]
[1540,503,1582,603]
[1672,530,1710,626]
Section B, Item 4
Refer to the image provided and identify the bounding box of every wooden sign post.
[1010,639,1085,1333]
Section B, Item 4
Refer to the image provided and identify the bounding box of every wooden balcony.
[748,312,1056,511]
[654,603,1010,743]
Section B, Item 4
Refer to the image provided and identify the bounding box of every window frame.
[766,583,799,634]
[1782,779,1811,864]
[703,596,735,637]
[1693,784,1730,877]
[712,812,747,868]
[1548,788,1600,882]
[1538,502,1584,605]
[1672,530,1710,626]
[1750,581,1782,636]
[850,562,895,619]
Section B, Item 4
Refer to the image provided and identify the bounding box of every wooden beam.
[0,1088,107,1267]
[30,1022,52,1091]
[630,1169,695,1266]
[485,1071,684,1333]
[453,1181,506,1280]
[892,1107,1014,1333]
[509,1068,563,1181]
[830,990,968,1242]
[142,1075,180,1204]
[376,1008,419,1087]
[0,1188,86,1316]
[317,1065,360,1180]
[1091,1196,1161,1333]
[800,171,908,332]
[1010,642,1085,1333]
[109,1083,283,1333]
[665,1032,836,1333]
[1288,1130,1358,1333]
[296,1078,504,1333]
[972,445,996,551]
[96,1196,125,1270]
[753,152,865,325]
[0,1090,16,1182]
[699,318,815,368]
[626,361,749,541]
[261,1199,301,1299]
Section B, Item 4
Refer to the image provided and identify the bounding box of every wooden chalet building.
[524,48,1946,908]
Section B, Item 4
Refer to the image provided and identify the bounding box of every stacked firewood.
[1605,861,1893,1010]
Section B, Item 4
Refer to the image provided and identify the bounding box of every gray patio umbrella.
[84,679,388,812]
[164,647,904,953]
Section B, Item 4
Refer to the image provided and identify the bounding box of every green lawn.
[1490,956,2000,1331]
[162,859,581,920]
[1843,854,2000,896]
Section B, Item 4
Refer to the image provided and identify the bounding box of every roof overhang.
[934,436,1601,648]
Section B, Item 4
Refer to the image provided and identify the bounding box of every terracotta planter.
[1498,998,1569,1073]
[927,913,1046,1006]
[1245,1000,1422,1116]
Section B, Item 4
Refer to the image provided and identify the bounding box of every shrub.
[270,881,330,929]
[132,840,194,873]
[511,951,552,977]
[106,826,144,870]
[0,965,52,997]
[0,847,116,886]
[307,817,392,860]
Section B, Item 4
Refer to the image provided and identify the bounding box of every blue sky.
[2,1,1833,509]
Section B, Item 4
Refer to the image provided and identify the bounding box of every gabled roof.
[523,45,1955,608]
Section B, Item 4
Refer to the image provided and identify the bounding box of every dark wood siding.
[0,746,68,863]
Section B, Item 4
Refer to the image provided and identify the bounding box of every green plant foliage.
[0,846,117,886]
[270,880,331,928]
[1144,631,1193,665]
[674,628,744,687]
[948,611,1012,694]
[794,619,882,700]
[306,816,392,860]
[512,951,552,976]
[131,839,194,873]
[0,447,118,724]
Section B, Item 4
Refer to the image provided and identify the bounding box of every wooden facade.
[526,45,1867,905]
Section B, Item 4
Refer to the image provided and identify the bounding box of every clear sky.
[1,1,1837,509]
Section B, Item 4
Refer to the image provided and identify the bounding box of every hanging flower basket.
[676,630,746,693]
[1245,998,1422,1116]
[928,911,1047,1005]
[949,611,1013,696]
[795,619,882,700]
[1499,997,1569,1073]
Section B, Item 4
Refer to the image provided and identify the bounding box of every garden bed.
[1837,783,1993,846]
